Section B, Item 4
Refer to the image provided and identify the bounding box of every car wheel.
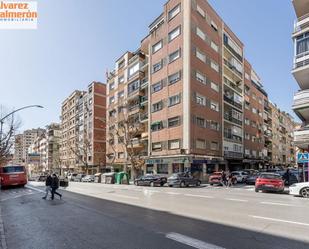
[300,187,309,198]
[180,181,185,188]
[255,188,259,193]
[150,182,154,187]
[210,183,213,186]
[196,181,201,187]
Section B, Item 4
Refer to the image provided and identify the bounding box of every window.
[169,94,181,107]
[152,142,162,151]
[211,142,219,150]
[196,49,206,62]
[210,121,220,131]
[251,121,257,128]
[118,152,125,159]
[128,63,139,77]
[210,101,219,112]
[151,121,164,131]
[168,26,181,42]
[118,59,125,69]
[169,139,180,150]
[168,116,180,127]
[195,93,206,106]
[252,108,257,114]
[196,71,207,84]
[128,80,139,94]
[118,76,125,84]
[118,91,124,99]
[152,40,163,54]
[153,60,163,73]
[252,93,256,100]
[211,21,218,31]
[196,139,206,149]
[245,133,250,140]
[169,49,181,63]
[245,149,250,155]
[211,61,219,72]
[245,73,250,80]
[245,101,250,110]
[157,164,168,174]
[211,82,219,92]
[168,71,181,85]
[109,96,115,104]
[211,42,219,52]
[109,82,115,91]
[252,136,257,142]
[196,5,205,18]
[152,101,163,112]
[168,4,181,21]
[196,117,205,127]
[152,81,163,93]
[196,27,206,40]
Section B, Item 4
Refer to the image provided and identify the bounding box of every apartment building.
[106,0,297,179]
[243,60,268,169]
[60,82,106,174]
[46,123,61,173]
[270,103,296,166]
[13,128,45,165]
[292,0,309,153]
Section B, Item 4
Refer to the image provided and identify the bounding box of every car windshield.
[260,174,281,179]
[3,166,24,173]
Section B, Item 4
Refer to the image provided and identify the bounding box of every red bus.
[0,165,27,188]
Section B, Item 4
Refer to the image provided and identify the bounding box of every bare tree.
[0,109,21,166]
[108,102,146,178]
[70,137,92,174]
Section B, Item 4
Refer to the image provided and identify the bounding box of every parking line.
[224,198,248,202]
[250,215,309,227]
[184,194,214,199]
[260,202,297,207]
[166,232,225,249]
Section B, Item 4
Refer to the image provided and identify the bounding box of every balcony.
[224,132,243,144]
[224,59,243,81]
[294,128,309,149]
[224,151,243,159]
[224,113,242,126]
[292,55,309,90]
[293,90,309,121]
[140,78,149,89]
[224,95,242,110]
[293,0,309,19]
[139,112,148,122]
[140,95,148,106]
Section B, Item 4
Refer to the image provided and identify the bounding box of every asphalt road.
[1,182,309,249]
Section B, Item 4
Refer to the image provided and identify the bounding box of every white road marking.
[166,232,225,249]
[166,192,181,195]
[184,194,214,199]
[250,215,309,227]
[260,202,297,207]
[25,185,45,193]
[110,194,139,200]
[224,198,248,202]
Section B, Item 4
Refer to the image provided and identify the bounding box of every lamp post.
[0,104,44,141]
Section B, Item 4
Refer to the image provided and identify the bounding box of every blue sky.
[0,0,299,131]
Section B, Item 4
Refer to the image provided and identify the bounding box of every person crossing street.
[51,173,62,200]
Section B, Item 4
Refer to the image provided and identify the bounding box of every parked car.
[167,173,201,188]
[68,173,78,182]
[74,174,86,182]
[134,175,167,187]
[209,172,222,186]
[37,175,47,182]
[255,173,284,193]
[231,171,248,183]
[245,173,260,185]
[289,182,309,198]
[81,175,95,182]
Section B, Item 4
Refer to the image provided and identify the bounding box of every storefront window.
[146,165,154,174]
[172,163,184,173]
[157,164,168,174]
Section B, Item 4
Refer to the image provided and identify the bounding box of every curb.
[0,206,7,249]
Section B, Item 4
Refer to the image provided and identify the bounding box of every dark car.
[245,173,260,185]
[167,173,201,188]
[134,175,167,187]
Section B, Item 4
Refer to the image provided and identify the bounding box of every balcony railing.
[224,151,243,159]
[294,57,309,70]
[294,13,309,33]
[293,90,309,107]
[224,132,243,143]
[224,59,243,79]
[224,114,242,126]
[224,95,242,110]
[140,113,148,122]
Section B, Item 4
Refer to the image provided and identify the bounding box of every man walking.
[51,173,62,200]
[42,174,52,199]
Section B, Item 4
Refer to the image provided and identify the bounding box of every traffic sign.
[297,152,309,163]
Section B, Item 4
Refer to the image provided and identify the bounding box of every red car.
[0,165,27,188]
[209,172,223,185]
[255,173,284,193]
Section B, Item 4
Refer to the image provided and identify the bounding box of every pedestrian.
[221,171,227,187]
[42,174,52,199]
[227,172,234,188]
[283,169,290,186]
[51,173,62,200]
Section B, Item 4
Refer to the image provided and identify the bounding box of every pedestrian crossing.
[0,187,37,202]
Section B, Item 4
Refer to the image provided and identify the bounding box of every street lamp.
[0,104,44,138]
